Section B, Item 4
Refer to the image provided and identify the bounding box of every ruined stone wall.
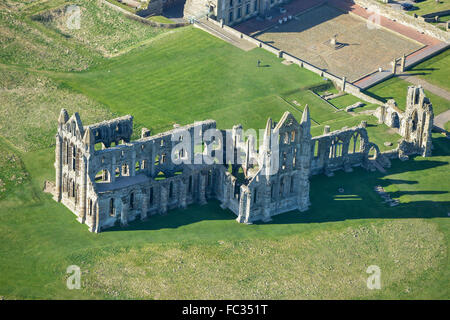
[310,122,384,176]
[54,103,410,232]
[375,85,434,158]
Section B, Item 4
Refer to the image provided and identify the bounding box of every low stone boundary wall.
[204,16,385,106]
[352,0,449,42]
[101,0,188,28]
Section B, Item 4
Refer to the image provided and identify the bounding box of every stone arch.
[349,132,361,154]
[366,143,380,161]
[411,110,418,132]
[391,112,400,128]
[109,198,116,216]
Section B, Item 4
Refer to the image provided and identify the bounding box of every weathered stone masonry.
[53,85,433,232]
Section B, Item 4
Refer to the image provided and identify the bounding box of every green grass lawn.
[148,15,176,24]
[0,133,448,299]
[366,77,450,116]
[0,0,449,300]
[57,27,327,133]
[407,50,450,92]
[405,0,450,16]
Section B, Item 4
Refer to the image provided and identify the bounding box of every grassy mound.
[0,67,115,151]
[33,0,168,57]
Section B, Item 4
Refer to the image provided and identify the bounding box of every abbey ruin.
[51,86,433,232]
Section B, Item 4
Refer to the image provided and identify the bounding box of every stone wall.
[374,85,434,158]
[353,0,449,42]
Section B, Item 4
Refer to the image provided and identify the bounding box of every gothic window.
[169,182,173,198]
[279,178,284,198]
[237,7,242,19]
[412,111,418,132]
[88,199,93,216]
[188,176,192,193]
[254,0,257,11]
[72,146,76,170]
[253,188,257,203]
[109,198,115,216]
[130,192,135,209]
[290,176,294,193]
[284,132,289,144]
[149,187,154,205]
[246,3,250,14]
[229,10,233,22]
[230,0,233,7]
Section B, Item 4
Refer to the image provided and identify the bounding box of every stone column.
[220,174,229,209]
[160,185,168,214]
[378,105,386,124]
[110,155,116,183]
[121,201,128,226]
[392,59,397,74]
[179,179,187,209]
[141,193,148,220]
[400,54,406,72]
[79,156,87,224]
[198,172,207,205]
[342,76,346,91]
[130,150,136,177]
[54,134,63,202]
[236,189,246,223]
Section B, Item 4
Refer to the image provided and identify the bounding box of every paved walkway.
[194,19,257,51]
[397,74,450,101]
[234,0,326,35]
[434,109,450,131]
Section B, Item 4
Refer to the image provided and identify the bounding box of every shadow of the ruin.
[105,136,449,232]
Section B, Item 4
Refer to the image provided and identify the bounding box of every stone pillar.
[179,179,187,209]
[79,156,87,224]
[54,134,63,202]
[236,189,246,223]
[392,59,397,74]
[141,192,148,220]
[130,150,136,177]
[198,173,207,205]
[160,185,168,214]
[109,156,116,183]
[378,104,386,124]
[400,54,406,72]
[120,201,128,226]
[323,125,330,134]
[342,76,346,91]
[220,179,230,209]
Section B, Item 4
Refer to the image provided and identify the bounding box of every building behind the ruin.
[52,86,433,232]
[144,0,284,25]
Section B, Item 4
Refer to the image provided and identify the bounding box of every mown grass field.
[407,50,450,92]
[366,76,450,116]
[0,0,449,300]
